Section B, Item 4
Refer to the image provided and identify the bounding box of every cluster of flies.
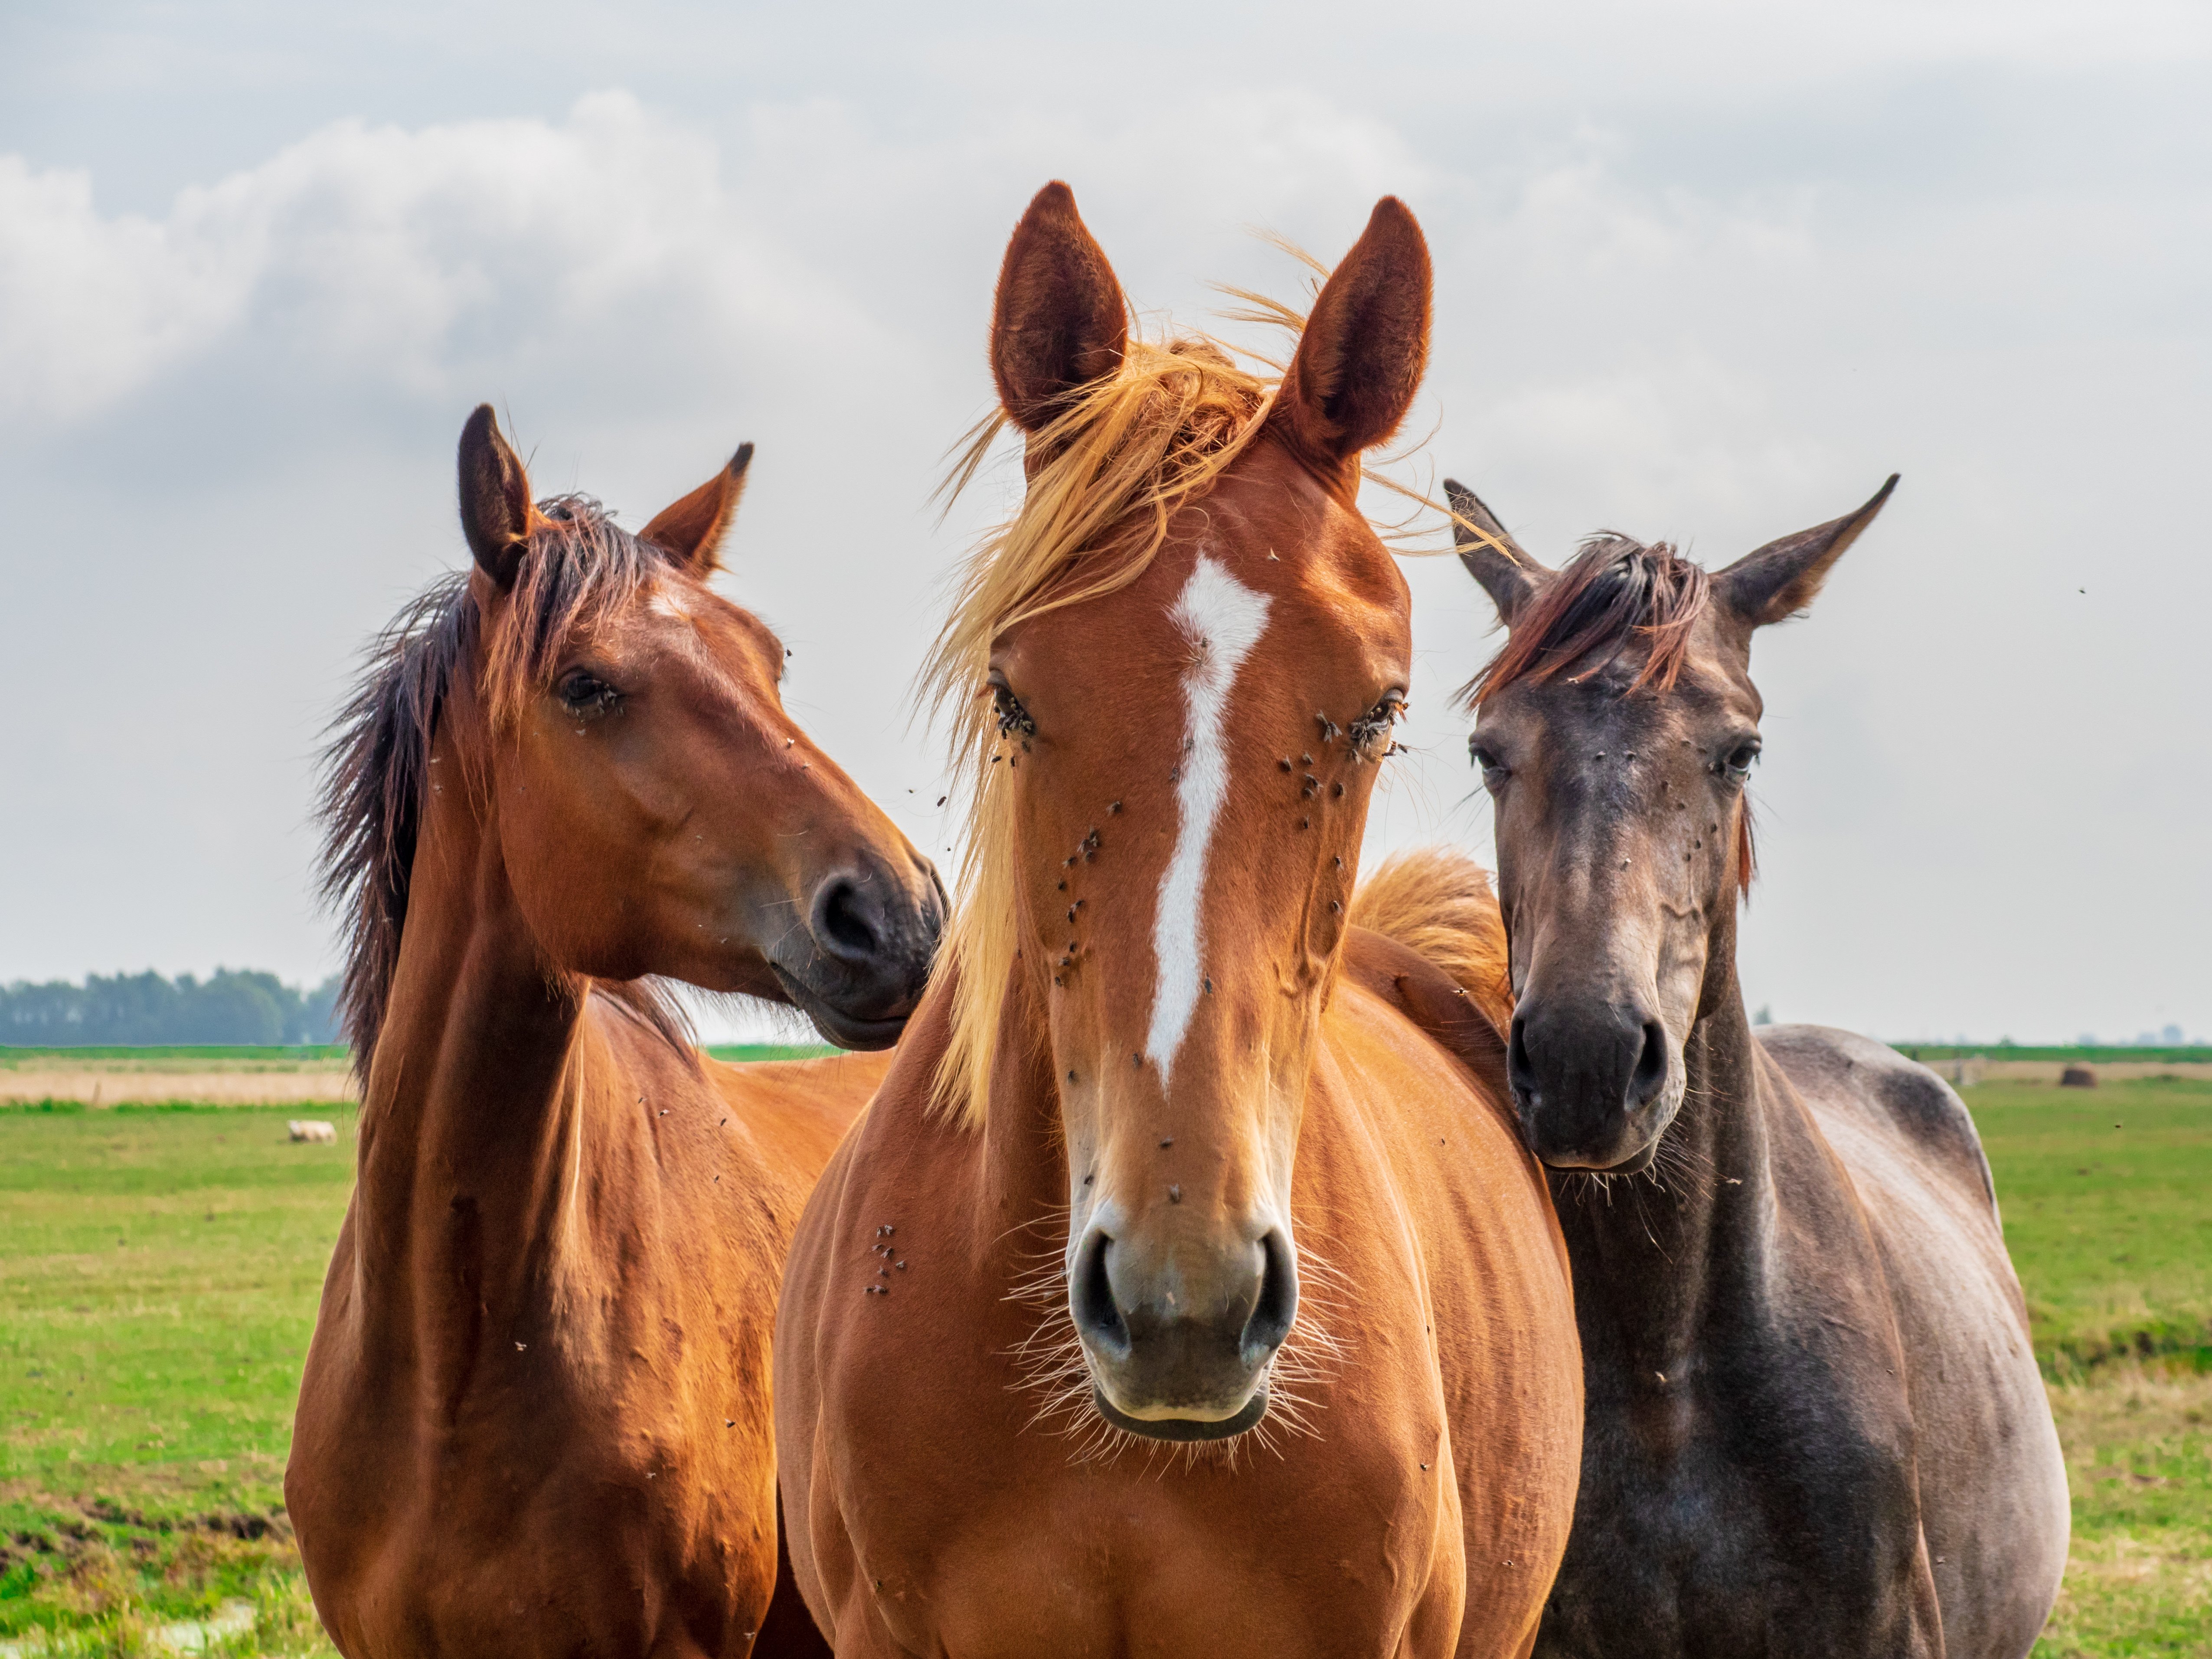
[862,1225,905,1296]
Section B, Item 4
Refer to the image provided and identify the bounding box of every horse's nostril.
[812,875,882,961]
[1241,1231,1297,1365]
[921,858,951,937]
[1508,1014,1538,1099]
[1072,1231,1128,1359]
[1631,1019,1668,1107]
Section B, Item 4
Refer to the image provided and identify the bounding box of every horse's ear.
[1446,477,1549,626]
[1273,196,1432,474]
[990,181,1128,434]
[457,404,532,590]
[641,442,753,574]
[1714,475,1899,628]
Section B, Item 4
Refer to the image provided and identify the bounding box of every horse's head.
[1451,476,1896,1171]
[935,184,1430,1439]
[449,408,944,1048]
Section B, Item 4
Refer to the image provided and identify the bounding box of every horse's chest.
[303,1357,774,1655]
[831,1362,1451,1659]
[336,1448,770,1657]
[1539,1363,1926,1658]
[840,1437,1454,1659]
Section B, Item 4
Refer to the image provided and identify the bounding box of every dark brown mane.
[317,497,693,1084]
[1464,533,1711,708]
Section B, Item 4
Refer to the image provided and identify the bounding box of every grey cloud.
[0,3,2204,1042]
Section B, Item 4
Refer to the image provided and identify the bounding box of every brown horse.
[1447,479,2068,1656]
[288,408,944,1658]
[775,183,1583,1658]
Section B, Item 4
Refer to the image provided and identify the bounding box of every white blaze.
[1145,556,1272,1081]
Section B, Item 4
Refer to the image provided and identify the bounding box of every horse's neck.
[349,746,595,1349]
[1555,919,1785,1371]
[976,976,1077,1253]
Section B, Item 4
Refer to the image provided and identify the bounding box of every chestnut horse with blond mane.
[288,408,943,1658]
[776,184,1582,1657]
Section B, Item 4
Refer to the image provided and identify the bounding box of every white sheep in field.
[288,1120,338,1143]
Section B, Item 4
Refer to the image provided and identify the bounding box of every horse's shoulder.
[1757,1024,1996,1212]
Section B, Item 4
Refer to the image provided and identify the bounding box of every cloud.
[0,91,882,427]
[0,41,2205,1042]
[0,153,249,419]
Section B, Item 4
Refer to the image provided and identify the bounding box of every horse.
[1446,477,2068,1656]
[287,407,945,1659]
[774,182,1584,1659]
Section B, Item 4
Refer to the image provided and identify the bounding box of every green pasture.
[0,1079,2206,1654]
[1898,1044,2212,1066]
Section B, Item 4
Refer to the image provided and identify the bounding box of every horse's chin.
[769,965,912,1052]
[1583,1137,1661,1176]
[1526,1093,1679,1175]
[1090,1384,1269,1443]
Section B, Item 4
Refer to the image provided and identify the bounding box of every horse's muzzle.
[1508,995,1676,1169]
[1069,1224,1297,1440]
[772,853,945,1049]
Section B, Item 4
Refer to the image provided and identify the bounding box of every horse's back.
[701,1048,890,1199]
[1760,1025,2068,1658]
[1759,1025,1993,1210]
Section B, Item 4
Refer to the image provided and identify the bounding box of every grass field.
[1,1079,2207,1655]
[1899,1045,2212,1066]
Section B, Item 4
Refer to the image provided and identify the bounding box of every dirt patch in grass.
[0,1468,305,1644]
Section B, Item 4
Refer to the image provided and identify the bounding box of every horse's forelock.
[479,496,680,727]
[1463,533,1712,708]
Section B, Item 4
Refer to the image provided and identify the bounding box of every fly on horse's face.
[1451,477,1896,1172]
[455,407,944,1048]
[965,185,1431,1439]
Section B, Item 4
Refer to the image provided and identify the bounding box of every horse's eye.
[992,682,1036,741]
[1349,691,1407,761]
[558,669,621,718]
[1721,737,1761,779]
[1469,739,1509,786]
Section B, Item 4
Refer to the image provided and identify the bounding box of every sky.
[1,0,2206,1043]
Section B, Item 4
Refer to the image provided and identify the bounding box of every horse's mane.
[1461,532,1755,896]
[1346,848,1515,1038]
[920,310,1294,1128]
[318,496,694,1085]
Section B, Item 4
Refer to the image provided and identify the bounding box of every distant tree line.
[0,969,343,1046]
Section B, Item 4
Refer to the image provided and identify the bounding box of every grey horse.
[1447,475,2068,1658]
